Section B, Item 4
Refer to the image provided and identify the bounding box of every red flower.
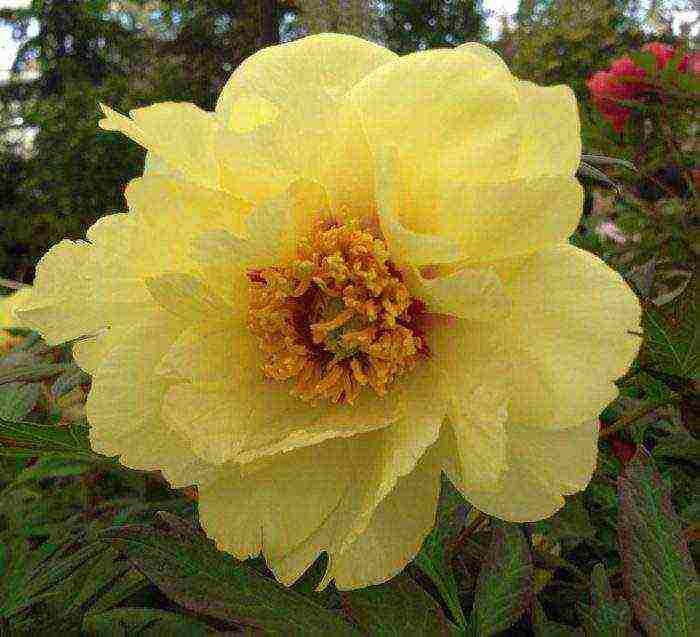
[641,41,677,70]
[587,69,640,132]
[678,51,700,76]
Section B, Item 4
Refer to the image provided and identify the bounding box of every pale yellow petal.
[328,436,443,590]
[513,80,581,180]
[157,325,408,466]
[90,416,220,490]
[125,176,252,246]
[99,102,220,190]
[434,175,584,261]
[196,436,361,570]
[144,272,242,327]
[215,33,397,214]
[456,42,512,74]
[437,419,599,522]
[85,315,187,442]
[412,264,511,321]
[497,243,641,429]
[350,45,520,219]
[375,144,466,266]
[143,151,185,180]
[429,318,510,491]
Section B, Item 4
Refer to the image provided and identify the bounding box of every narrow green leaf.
[82,608,216,636]
[6,455,98,490]
[413,473,469,627]
[0,416,92,452]
[96,512,360,635]
[576,563,632,636]
[341,571,464,636]
[466,522,533,637]
[0,382,41,421]
[0,362,75,385]
[618,449,700,636]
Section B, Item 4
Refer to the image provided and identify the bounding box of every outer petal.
[99,103,220,190]
[375,144,583,267]
[327,436,443,590]
[197,406,444,591]
[351,44,521,235]
[437,418,599,522]
[13,214,155,346]
[496,243,641,430]
[512,80,581,180]
[215,33,397,217]
[85,313,188,445]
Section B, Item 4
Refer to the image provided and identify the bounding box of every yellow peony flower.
[13,34,641,590]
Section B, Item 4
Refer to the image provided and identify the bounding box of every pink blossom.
[595,221,627,245]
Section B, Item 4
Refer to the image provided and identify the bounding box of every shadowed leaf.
[340,571,463,636]
[466,521,533,637]
[96,511,359,636]
[413,472,469,627]
[576,563,632,636]
[618,449,700,636]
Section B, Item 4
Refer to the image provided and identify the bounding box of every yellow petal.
[438,419,599,522]
[86,315,188,445]
[144,272,242,327]
[125,176,252,246]
[513,80,581,179]
[350,45,520,218]
[375,144,466,266]
[143,151,185,180]
[158,325,407,466]
[90,415,220,490]
[410,264,511,321]
[327,435,443,590]
[215,33,397,214]
[430,318,510,491]
[196,436,362,572]
[497,243,641,429]
[434,175,584,261]
[456,42,512,75]
[99,102,220,190]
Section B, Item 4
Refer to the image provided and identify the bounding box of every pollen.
[246,219,430,405]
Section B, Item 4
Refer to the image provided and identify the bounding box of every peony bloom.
[14,34,640,590]
[587,69,640,132]
[641,42,677,70]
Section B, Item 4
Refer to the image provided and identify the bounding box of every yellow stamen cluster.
[247,219,428,405]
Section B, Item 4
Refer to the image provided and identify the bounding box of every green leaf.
[466,521,533,637]
[82,608,216,636]
[96,511,360,636]
[0,416,92,454]
[0,382,41,420]
[652,433,700,465]
[0,362,76,385]
[618,449,700,636]
[413,473,469,627]
[641,275,699,381]
[576,563,632,636]
[341,571,463,637]
[628,51,658,75]
[545,495,596,546]
[6,455,102,490]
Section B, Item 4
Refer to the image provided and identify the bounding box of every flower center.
[246,219,429,405]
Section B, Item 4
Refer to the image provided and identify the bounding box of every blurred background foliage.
[0,0,697,285]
